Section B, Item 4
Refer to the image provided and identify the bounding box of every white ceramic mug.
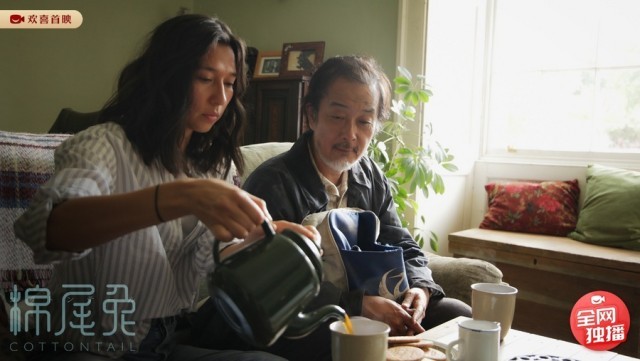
[446,319,500,361]
[471,282,518,340]
[329,316,390,361]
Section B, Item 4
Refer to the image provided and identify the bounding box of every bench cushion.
[569,164,640,250]
[479,179,580,236]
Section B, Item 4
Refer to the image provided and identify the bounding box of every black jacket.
[243,131,444,316]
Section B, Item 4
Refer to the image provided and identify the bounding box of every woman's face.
[183,43,237,147]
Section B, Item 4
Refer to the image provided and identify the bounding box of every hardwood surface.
[448,228,640,358]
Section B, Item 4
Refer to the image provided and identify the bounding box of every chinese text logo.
[570,290,630,351]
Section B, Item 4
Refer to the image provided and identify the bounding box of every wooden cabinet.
[242,76,310,145]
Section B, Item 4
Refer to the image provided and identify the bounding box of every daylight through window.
[486,0,640,155]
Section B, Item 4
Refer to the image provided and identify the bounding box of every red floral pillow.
[479,180,580,236]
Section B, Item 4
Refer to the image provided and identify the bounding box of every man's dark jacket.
[242,131,444,316]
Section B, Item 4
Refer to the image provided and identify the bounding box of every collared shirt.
[307,143,348,210]
[13,122,236,357]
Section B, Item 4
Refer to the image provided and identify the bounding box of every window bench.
[448,228,640,358]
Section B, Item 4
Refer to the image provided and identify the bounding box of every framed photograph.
[254,50,282,78]
[280,41,325,77]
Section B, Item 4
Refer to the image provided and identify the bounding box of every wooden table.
[419,316,639,361]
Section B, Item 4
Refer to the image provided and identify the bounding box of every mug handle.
[446,339,463,361]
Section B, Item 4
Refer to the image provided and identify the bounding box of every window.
[424,0,640,163]
[487,0,640,156]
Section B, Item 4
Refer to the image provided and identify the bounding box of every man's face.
[308,77,378,179]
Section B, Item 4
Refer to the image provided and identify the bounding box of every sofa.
[0,129,502,303]
[0,128,504,361]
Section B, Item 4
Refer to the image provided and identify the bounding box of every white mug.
[330,316,389,361]
[446,319,500,361]
[471,282,518,340]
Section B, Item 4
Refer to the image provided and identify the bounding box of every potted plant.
[368,67,457,251]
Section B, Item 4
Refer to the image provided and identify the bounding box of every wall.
[1,0,191,133]
[195,0,398,79]
[2,0,397,133]
[1,1,459,251]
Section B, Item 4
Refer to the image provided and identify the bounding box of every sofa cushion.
[239,142,293,183]
[569,164,640,250]
[479,179,580,236]
[0,131,69,291]
[425,252,502,305]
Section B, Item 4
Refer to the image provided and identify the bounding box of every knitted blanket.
[0,131,70,291]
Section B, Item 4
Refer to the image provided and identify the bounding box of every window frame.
[479,0,640,167]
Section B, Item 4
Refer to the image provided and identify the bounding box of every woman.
[14,14,315,361]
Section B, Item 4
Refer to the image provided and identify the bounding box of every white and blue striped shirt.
[14,122,236,357]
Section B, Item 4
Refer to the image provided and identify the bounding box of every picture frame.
[254,50,282,78]
[280,41,325,77]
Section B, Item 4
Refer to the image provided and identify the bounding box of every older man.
[243,55,470,360]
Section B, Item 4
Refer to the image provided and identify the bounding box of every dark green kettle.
[208,221,346,347]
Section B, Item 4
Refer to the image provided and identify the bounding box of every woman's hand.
[175,178,271,242]
[362,295,425,336]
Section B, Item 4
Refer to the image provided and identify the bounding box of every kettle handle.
[213,220,276,265]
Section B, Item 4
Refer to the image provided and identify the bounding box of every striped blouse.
[14,122,237,358]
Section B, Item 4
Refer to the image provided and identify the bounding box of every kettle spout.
[284,305,346,338]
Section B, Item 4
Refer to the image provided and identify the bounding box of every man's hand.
[362,295,425,336]
[244,220,319,244]
[400,288,430,335]
[273,221,320,245]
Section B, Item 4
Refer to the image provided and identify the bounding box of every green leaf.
[397,147,412,155]
[415,165,426,188]
[397,66,412,79]
[417,90,431,103]
[424,168,433,185]
[395,85,411,95]
[415,233,425,249]
[405,91,419,106]
[442,163,458,172]
[375,67,461,253]
[432,174,445,194]
[394,77,411,87]
[429,237,439,252]
[408,198,419,211]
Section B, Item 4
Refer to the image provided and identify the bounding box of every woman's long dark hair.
[99,14,247,177]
